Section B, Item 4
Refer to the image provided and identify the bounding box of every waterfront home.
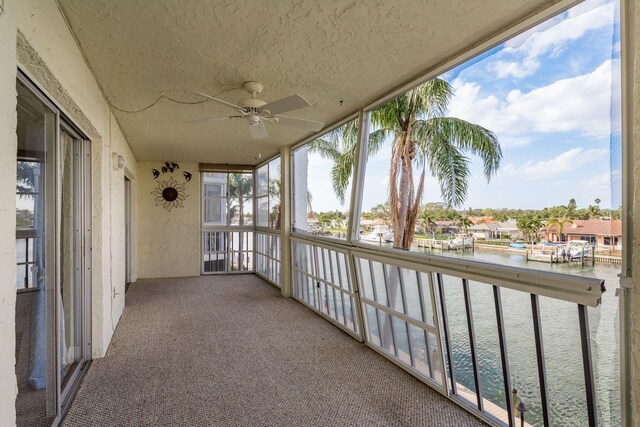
[430,220,459,235]
[467,221,495,239]
[468,220,521,240]
[360,218,389,232]
[545,219,622,249]
[494,220,521,240]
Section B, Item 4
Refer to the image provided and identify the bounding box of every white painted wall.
[13,0,139,359]
[137,162,201,278]
[0,5,19,426]
[105,114,139,338]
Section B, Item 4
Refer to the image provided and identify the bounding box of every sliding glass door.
[15,73,91,427]
[58,124,91,401]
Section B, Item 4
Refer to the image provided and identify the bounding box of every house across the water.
[545,219,622,249]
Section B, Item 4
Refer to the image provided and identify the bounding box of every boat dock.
[416,239,475,252]
[417,238,452,250]
[526,243,596,266]
[416,240,622,265]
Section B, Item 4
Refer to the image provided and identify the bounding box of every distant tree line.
[311,198,621,237]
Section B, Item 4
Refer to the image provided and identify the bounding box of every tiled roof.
[551,219,621,236]
[468,216,494,224]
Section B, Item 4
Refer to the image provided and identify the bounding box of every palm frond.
[420,117,502,180]
[330,150,355,204]
[367,129,388,157]
[307,138,342,160]
[413,78,453,119]
[426,136,471,208]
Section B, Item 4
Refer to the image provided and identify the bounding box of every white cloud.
[501,148,608,180]
[448,59,617,142]
[493,58,538,79]
[492,1,614,78]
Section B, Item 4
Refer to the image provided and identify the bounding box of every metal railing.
[288,234,604,427]
[291,237,362,339]
[255,231,281,287]
[202,229,254,274]
[16,235,38,290]
[355,254,446,389]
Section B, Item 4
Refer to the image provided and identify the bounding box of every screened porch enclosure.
[11,0,626,425]
[181,144,610,427]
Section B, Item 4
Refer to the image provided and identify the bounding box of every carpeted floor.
[62,275,486,427]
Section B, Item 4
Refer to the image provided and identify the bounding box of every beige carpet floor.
[62,275,486,427]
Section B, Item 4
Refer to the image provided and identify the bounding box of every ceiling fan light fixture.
[247,114,261,125]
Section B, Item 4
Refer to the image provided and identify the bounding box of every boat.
[565,240,593,259]
[447,233,474,249]
[509,243,526,249]
[361,227,394,244]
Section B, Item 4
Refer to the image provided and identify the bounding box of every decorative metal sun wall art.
[150,162,192,211]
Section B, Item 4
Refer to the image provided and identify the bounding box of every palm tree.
[311,79,501,250]
[268,178,281,229]
[419,208,435,234]
[516,215,544,244]
[373,79,501,249]
[228,173,252,269]
[546,218,573,242]
[310,80,501,353]
[456,216,473,233]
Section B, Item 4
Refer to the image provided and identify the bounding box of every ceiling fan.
[188,82,324,139]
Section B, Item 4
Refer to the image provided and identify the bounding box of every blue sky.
[308,0,621,213]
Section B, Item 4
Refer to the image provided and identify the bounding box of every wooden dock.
[526,250,560,263]
[456,383,532,427]
[416,238,474,251]
[417,240,622,264]
[416,238,451,250]
[526,245,596,266]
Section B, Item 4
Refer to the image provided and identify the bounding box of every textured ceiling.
[58,0,558,164]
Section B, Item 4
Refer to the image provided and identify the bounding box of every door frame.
[17,69,92,426]
[124,175,132,291]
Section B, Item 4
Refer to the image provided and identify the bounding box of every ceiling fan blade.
[249,122,268,139]
[275,115,324,132]
[188,91,244,113]
[185,115,242,123]
[261,94,311,116]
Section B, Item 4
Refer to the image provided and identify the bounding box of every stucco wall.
[137,162,201,278]
[13,0,139,358]
[0,5,19,426]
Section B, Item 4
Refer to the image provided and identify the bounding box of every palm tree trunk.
[404,165,426,249]
[396,141,412,248]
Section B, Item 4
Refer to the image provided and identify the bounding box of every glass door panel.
[15,80,57,427]
[16,76,91,426]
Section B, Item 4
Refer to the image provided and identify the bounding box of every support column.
[347,111,369,243]
[280,146,292,297]
[621,1,637,426]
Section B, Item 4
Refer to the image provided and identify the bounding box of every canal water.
[415,245,621,426]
